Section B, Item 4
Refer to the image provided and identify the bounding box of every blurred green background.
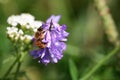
[0,0,120,80]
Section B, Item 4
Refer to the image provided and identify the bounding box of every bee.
[34,27,46,48]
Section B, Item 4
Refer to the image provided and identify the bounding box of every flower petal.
[46,15,61,23]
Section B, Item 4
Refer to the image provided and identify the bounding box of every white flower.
[30,21,42,32]
[7,26,18,38]
[24,35,33,43]
[7,13,35,26]
[20,36,25,41]
[26,25,31,29]
[18,29,24,35]
[18,14,35,26]
[24,35,33,40]
[14,33,20,41]
[7,15,19,26]
[7,26,18,33]
[30,21,42,28]
[7,13,42,43]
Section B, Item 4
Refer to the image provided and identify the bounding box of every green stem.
[24,72,31,80]
[94,0,119,46]
[14,45,22,79]
[79,46,120,80]
[14,61,21,79]
[2,45,22,79]
[2,56,20,79]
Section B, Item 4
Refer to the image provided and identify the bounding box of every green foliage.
[69,59,78,80]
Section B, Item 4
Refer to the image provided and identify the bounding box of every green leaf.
[69,59,78,80]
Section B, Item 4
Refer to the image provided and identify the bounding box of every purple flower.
[30,15,69,65]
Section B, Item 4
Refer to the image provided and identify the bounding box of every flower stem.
[14,45,23,79]
[14,59,21,79]
[2,56,20,79]
[79,46,120,80]
[94,0,119,46]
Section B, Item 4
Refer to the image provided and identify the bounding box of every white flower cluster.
[6,13,42,43]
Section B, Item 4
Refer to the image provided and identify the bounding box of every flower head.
[30,15,69,65]
[6,13,42,43]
